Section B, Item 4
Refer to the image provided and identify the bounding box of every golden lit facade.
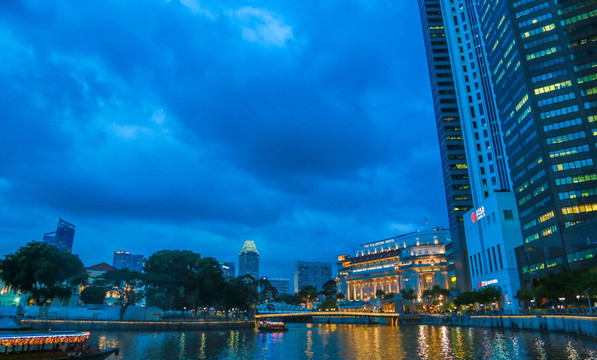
[337,228,451,300]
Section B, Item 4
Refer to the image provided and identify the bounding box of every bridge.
[255,312,420,325]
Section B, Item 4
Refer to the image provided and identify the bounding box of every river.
[91,323,597,360]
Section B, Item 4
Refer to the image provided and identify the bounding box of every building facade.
[336,228,451,300]
[238,240,259,279]
[112,251,144,272]
[43,218,75,252]
[220,262,236,279]
[294,261,333,293]
[267,278,290,294]
[474,0,597,287]
[418,0,474,292]
[422,0,597,291]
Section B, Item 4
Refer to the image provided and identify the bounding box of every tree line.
[0,242,340,320]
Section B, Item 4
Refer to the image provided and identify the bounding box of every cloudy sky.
[0,0,446,281]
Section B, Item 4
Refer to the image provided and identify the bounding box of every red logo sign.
[471,212,476,223]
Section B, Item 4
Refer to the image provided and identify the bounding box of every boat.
[0,331,119,359]
[257,320,288,332]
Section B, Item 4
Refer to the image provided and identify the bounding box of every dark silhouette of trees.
[0,242,87,306]
[99,269,145,320]
[80,285,106,305]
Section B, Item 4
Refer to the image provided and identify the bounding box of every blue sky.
[0,0,446,281]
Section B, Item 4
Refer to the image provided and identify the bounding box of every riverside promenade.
[19,318,254,331]
[422,314,597,339]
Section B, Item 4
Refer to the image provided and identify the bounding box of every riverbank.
[422,314,597,339]
[19,319,254,331]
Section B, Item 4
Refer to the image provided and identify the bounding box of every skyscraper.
[418,0,474,292]
[421,0,597,291]
[113,251,144,272]
[470,0,597,287]
[43,218,75,252]
[268,278,290,294]
[294,261,332,293]
[238,240,259,279]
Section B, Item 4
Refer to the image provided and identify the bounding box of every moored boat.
[0,331,119,359]
[257,320,288,332]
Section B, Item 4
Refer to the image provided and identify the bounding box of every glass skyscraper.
[238,240,259,279]
[422,0,597,290]
[43,218,75,252]
[113,251,144,272]
[472,0,597,287]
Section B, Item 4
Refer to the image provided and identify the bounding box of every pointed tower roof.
[239,240,259,254]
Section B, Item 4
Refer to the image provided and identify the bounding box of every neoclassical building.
[337,228,451,301]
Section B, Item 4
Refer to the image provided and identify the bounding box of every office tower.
[267,278,290,294]
[469,0,597,287]
[112,251,144,272]
[294,261,332,293]
[420,0,527,306]
[220,262,236,279]
[418,0,474,292]
[238,240,259,279]
[43,218,75,252]
[423,0,597,290]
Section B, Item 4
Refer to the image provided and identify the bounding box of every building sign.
[478,279,498,287]
[471,206,486,223]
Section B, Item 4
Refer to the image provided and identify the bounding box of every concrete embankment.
[422,314,597,339]
[311,315,421,325]
[19,319,254,332]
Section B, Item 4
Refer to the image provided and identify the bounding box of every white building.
[464,191,523,311]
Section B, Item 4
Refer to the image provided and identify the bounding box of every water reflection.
[90,324,597,360]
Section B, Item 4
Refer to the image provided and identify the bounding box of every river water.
[91,323,597,360]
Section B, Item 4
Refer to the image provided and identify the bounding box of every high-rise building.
[221,262,236,279]
[293,261,332,293]
[112,251,144,272]
[267,278,290,294]
[470,0,597,287]
[421,0,597,291]
[238,240,259,279]
[420,0,527,306]
[43,218,75,252]
[418,0,474,292]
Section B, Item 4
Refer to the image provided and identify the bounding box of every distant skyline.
[0,1,447,282]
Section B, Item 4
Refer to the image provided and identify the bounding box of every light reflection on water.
[90,324,597,360]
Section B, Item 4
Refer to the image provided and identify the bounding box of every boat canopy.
[0,332,90,347]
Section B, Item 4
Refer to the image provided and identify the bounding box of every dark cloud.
[0,0,447,280]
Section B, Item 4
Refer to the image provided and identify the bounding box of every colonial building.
[337,228,451,301]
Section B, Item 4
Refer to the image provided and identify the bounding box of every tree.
[220,276,258,317]
[99,269,145,320]
[276,293,299,305]
[319,298,338,311]
[376,289,386,298]
[320,279,338,299]
[0,242,87,306]
[400,288,417,301]
[80,285,107,305]
[515,288,535,302]
[477,286,502,307]
[336,292,345,301]
[298,285,319,304]
[256,278,279,302]
[143,250,203,311]
[194,257,227,310]
[454,291,477,308]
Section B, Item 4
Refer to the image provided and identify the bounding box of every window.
[504,210,514,219]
